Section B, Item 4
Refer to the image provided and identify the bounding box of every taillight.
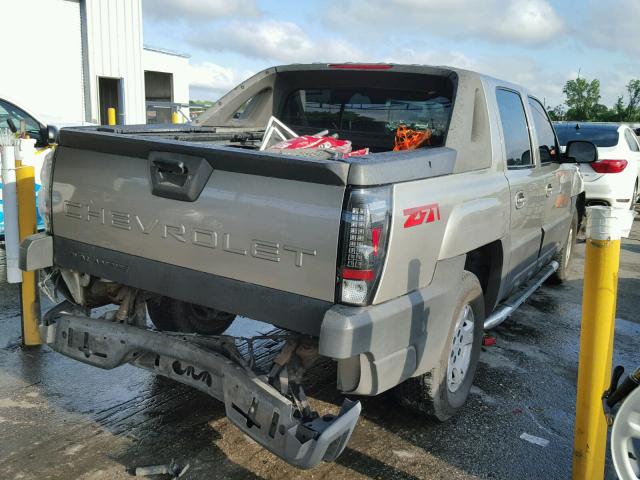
[338,186,392,305]
[591,159,628,174]
[328,63,393,70]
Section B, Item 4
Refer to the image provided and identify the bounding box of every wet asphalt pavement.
[1,218,639,480]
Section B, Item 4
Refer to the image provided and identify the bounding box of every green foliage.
[562,77,601,120]
[552,77,640,123]
[547,104,566,121]
[189,100,214,107]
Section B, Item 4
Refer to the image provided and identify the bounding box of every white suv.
[555,122,640,210]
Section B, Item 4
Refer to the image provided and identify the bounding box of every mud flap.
[40,310,360,469]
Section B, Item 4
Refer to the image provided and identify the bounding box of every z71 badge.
[403,203,441,228]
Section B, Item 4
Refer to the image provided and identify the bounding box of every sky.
[142,0,640,108]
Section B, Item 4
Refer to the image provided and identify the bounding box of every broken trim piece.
[41,310,361,469]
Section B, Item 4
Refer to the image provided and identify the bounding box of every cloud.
[142,0,258,23]
[382,48,477,70]
[580,0,640,56]
[187,20,366,63]
[384,46,568,105]
[493,0,564,44]
[189,62,254,99]
[322,0,564,46]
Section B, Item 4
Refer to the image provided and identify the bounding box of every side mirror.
[565,140,598,163]
[46,125,59,145]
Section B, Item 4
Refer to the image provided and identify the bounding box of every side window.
[0,99,43,144]
[528,97,559,164]
[496,89,532,168]
[231,88,272,121]
[624,129,639,152]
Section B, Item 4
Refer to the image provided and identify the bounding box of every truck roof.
[269,62,523,94]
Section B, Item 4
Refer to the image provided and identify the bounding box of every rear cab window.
[495,88,533,169]
[279,73,455,152]
[554,123,620,147]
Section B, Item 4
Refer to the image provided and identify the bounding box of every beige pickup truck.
[21,63,596,468]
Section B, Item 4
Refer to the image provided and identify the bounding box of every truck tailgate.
[51,136,347,303]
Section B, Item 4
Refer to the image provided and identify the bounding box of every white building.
[2,0,189,125]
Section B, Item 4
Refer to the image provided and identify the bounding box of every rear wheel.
[631,181,638,209]
[549,210,578,284]
[147,297,235,335]
[0,245,6,286]
[394,271,484,421]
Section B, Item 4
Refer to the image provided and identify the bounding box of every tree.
[562,77,601,121]
[547,104,566,121]
[612,96,626,122]
[592,103,610,121]
[626,80,640,118]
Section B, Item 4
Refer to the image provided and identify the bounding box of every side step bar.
[484,260,559,330]
[39,310,361,469]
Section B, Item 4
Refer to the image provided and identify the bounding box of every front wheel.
[147,297,236,335]
[394,271,484,421]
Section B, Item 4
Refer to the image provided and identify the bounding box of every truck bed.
[50,126,455,331]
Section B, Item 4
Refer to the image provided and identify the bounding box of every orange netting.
[393,125,432,151]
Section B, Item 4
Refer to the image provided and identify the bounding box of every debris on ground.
[126,460,190,478]
[519,432,550,447]
[482,334,497,347]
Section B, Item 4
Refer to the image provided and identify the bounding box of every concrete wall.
[0,0,85,122]
[82,0,145,124]
[2,0,187,126]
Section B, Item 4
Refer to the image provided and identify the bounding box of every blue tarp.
[0,182,45,237]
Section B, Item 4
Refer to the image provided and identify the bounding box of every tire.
[0,245,6,286]
[631,181,638,208]
[394,270,484,421]
[146,296,235,335]
[549,210,578,284]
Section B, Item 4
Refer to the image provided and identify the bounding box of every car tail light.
[591,159,628,174]
[338,186,392,305]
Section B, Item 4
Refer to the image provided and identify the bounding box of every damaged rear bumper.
[40,309,360,469]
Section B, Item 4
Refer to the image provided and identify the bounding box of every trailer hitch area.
[40,309,361,469]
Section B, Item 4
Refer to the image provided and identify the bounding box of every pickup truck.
[20,64,597,468]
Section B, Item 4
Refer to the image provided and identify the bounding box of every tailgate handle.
[149,151,213,202]
[153,159,187,177]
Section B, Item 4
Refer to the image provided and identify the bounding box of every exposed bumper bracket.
[41,309,360,469]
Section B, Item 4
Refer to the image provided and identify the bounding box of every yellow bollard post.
[572,206,632,479]
[171,110,180,124]
[107,107,116,126]
[15,165,42,346]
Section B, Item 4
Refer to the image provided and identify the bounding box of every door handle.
[515,191,526,209]
[545,183,553,198]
